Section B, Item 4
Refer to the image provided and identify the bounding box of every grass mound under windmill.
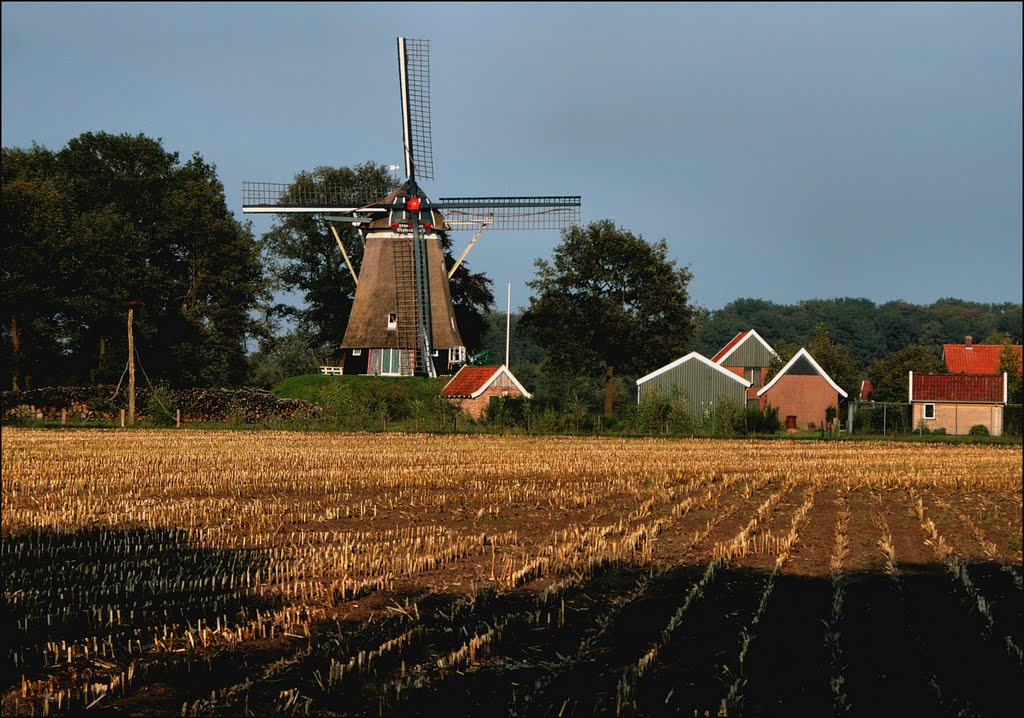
[273,374,457,431]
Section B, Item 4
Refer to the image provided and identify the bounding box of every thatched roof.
[340,231,463,349]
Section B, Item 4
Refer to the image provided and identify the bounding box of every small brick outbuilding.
[757,348,848,430]
[440,365,532,419]
[909,372,1007,436]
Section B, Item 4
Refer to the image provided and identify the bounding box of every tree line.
[2,134,494,391]
[4,133,1021,416]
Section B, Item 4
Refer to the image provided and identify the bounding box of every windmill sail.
[241,36,581,378]
[437,196,581,230]
[398,37,433,182]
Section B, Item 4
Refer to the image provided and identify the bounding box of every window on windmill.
[387,313,397,330]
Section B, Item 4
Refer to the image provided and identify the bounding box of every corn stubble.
[2,429,1020,716]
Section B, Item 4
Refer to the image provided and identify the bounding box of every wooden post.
[120,409,126,428]
[127,306,136,426]
[10,316,20,391]
[176,409,181,428]
[505,283,511,367]
[329,225,359,286]
[603,365,615,418]
[61,408,67,426]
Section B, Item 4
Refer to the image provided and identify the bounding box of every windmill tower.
[243,38,580,377]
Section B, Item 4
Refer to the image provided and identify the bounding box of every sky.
[3,2,1021,315]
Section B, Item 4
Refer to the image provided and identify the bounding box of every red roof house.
[909,371,1008,435]
[943,336,1022,377]
[440,365,531,419]
[757,348,848,430]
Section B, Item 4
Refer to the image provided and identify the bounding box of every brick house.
[757,348,848,430]
[711,329,778,407]
[440,365,531,419]
[942,336,1022,377]
[909,372,1007,436]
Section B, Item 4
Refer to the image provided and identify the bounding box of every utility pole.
[505,283,511,367]
[123,302,143,425]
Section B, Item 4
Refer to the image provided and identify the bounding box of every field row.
[2,429,1021,716]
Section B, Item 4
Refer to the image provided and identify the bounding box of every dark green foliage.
[866,345,943,402]
[628,390,780,437]
[2,133,266,389]
[695,297,1022,371]
[143,382,177,427]
[261,164,391,349]
[273,374,454,431]
[968,424,991,436]
[521,220,697,416]
[247,327,331,389]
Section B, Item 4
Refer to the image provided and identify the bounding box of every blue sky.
[3,2,1021,314]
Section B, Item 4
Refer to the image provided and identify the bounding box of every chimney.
[965,336,973,347]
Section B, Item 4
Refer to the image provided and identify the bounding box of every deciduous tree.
[521,219,697,416]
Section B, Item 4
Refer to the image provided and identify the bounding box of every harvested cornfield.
[2,429,1021,716]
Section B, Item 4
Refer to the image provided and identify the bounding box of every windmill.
[243,38,580,377]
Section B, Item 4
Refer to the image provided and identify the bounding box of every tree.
[247,326,329,389]
[520,219,697,416]
[263,163,494,354]
[866,345,942,403]
[695,297,1022,371]
[1,145,72,389]
[807,324,859,399]
[997,336,1023,401]
[2,132,265,388]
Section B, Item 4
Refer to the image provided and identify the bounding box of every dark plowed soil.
[839,572,946,717]
[736,575,834,717]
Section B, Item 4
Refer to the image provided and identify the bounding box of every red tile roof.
[711,331,749,363]
[911,374,1005,403]
[943,343,1022,376]
[440,366,505,397]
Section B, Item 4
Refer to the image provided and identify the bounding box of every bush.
[741,403,781,435]
[144,382,177,426]
[968,424,990,436]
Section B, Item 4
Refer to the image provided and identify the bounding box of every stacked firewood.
[1,386,317,423]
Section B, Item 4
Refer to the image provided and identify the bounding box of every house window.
[380,348,401,375]
[387,314,397,330]
[923,403,936,420]
[745,367,761,388]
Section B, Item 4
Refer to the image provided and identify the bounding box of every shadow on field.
[5,538,1021,717]
[1,527,287,714]
[365,561,1022,718]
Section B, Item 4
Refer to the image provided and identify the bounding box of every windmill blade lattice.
[399,38,434,181]
[437,196,581,230]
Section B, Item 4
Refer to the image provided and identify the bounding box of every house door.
[785,415,797,430]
